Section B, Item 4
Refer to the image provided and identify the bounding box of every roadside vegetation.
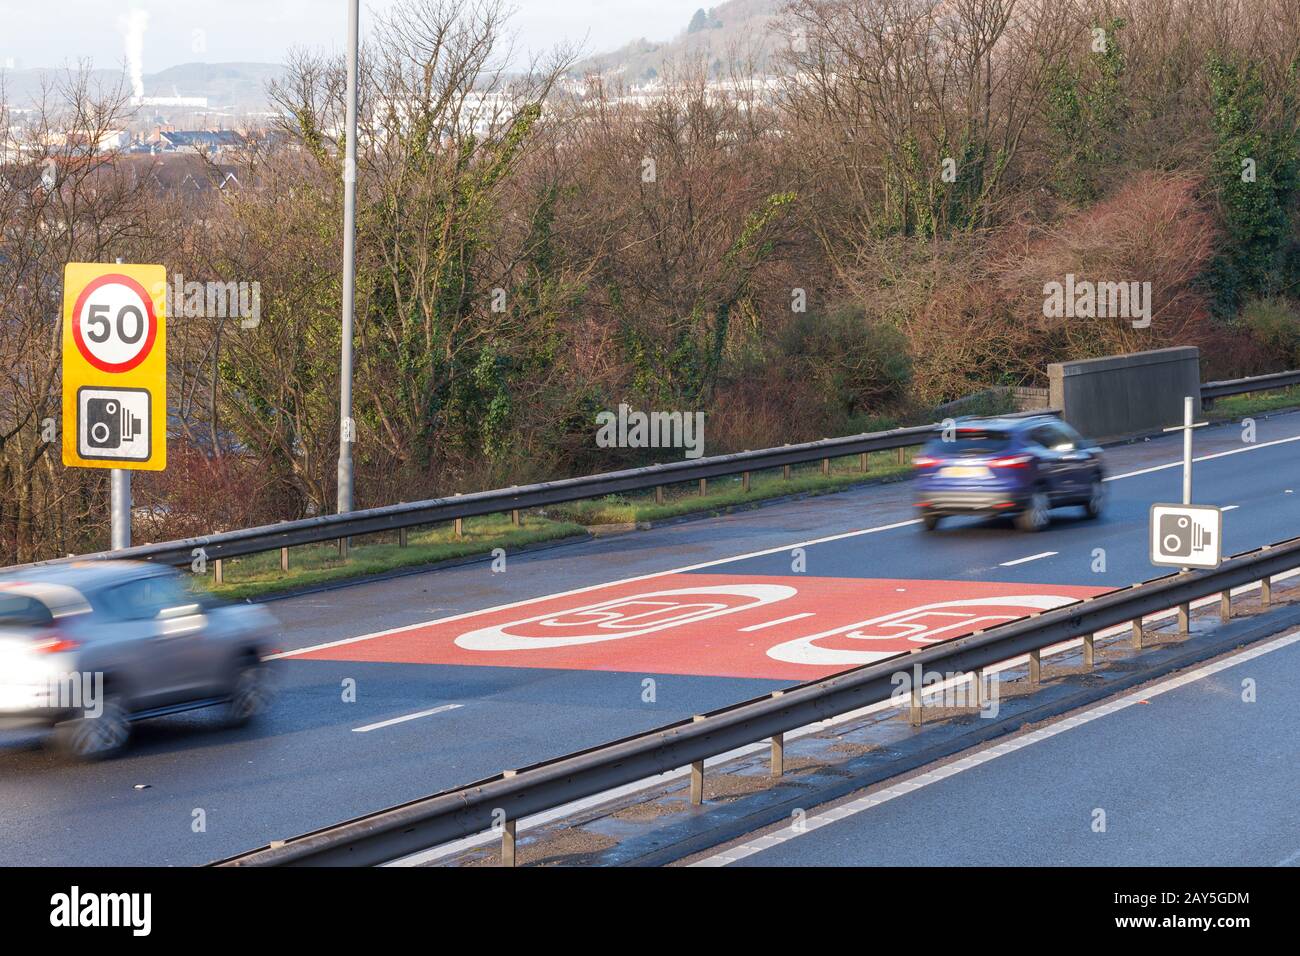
[3,0,1299,566]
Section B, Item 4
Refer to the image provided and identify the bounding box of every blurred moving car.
[912,415,1106,532]
[0,561,275,758]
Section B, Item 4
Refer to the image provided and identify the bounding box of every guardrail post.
[1177,602,1190,634]
[742,471,751,492]
[896,447,905,465]
[337,537,348,559]
[1083,633,1095,670]
[1027,648,1041,686]
[1262,576,1273,606]
[783,465,791,480]
[690,715,706,805]
[397,527,408,548]
[1220,591,1231,623]
[655,486,664,505]
[909,684,922,727]
[500,769,518,867]
[970,669,984,708]
[699,478,707,497]
[860,451,869,472]
[454,518,463,539]
[511,509,520,526]
[280,547,290,572]
[214,559,223,585]
[1131,618,1143,650]
[769,690,785,777]
[821,457,830,476]
[501,819,517,867]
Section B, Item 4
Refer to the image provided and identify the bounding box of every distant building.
[146,126,247,157]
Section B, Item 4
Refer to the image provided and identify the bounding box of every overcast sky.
[0,0,709,73]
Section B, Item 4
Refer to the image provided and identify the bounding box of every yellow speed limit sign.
[61,262,166,470]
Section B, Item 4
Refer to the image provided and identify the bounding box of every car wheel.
[1084,479,1106,519]
[53,694,130,760]
[922,513,942,531]
[1015,491,1051,532]
[224,659,272,727]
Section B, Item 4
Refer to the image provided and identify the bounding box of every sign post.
[61,262,167,550]
[1152,396,1217,632]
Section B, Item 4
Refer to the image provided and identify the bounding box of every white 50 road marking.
[765,595,1078,667]
[455,584,796,651]
[274,427,1300,662]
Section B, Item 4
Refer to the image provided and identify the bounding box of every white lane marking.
[386,571,1297,866]
[999,551,1057,567]
[279,427,1300,662]
[740,613,816,633]
[693,628,1300,866]
[352,704,463,733]
[1222,505,1239,512]
[1104,433,1300,482]
[1275,847,1300,867]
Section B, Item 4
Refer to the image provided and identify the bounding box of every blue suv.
[913,416,1106,532]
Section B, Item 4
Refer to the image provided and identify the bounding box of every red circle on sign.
[70,273,159,373]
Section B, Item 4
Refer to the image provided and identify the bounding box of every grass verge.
[1204,386,1300,420]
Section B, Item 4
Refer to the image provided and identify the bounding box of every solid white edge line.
[691,627,1300,866]
[352,703,463,733]
[269,518,922,659]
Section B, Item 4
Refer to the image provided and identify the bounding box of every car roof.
[951,415,1060,433]
[0,560,171,592]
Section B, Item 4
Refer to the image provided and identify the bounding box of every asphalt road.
[716,629,1300,866]
[3,410,1300,865]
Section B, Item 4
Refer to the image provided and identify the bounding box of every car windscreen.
[0,593,55,627]
[929,432,1013,457]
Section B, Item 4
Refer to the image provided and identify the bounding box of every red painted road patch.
[290,574,1106,680]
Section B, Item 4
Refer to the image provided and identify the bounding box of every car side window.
[1037,423,1075,452]
[100,575,190,620]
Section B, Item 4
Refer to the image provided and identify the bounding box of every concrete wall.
[1048,347,1201,442]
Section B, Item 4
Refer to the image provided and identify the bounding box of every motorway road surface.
[3,412,1300,865]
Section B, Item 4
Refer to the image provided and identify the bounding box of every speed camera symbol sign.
[61,263,166,471]
[1150,503,1222,569]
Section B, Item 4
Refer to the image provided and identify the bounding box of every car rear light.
[912,456,940,468]
[31,632,79,654]
[989,455,1032,468]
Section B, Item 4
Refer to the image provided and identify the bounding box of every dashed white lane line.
[740,613,816,632]
[691,628,1300,867]
[352,704,463,733]
[1000,551,1057,567]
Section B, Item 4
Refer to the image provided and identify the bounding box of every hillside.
[571,0,785,81]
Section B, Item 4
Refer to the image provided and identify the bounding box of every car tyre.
[922,513,942,531]
[1015,490,1051,532]
[53,693,131,760]
[1084,478,1106,519]
[224,659,272,727]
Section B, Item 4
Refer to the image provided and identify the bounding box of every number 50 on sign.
[61,262,166,470]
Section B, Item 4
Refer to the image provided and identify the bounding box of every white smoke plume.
[118,7,150,102]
